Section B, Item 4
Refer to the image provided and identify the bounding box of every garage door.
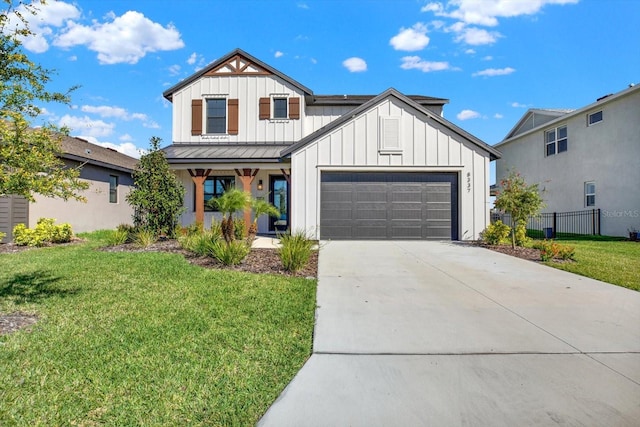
[320,172,458,240]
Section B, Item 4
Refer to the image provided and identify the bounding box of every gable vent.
[379,116,402,153]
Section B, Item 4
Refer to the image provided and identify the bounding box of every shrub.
[536,240,575,262]
[514,222,532,247]
[480,220,511,245]
[211,240,250,266]
[234,219,246,240]
[106,229,129,246]
[278,231,315,273]
[116,223,137,243]
[179,231,220,257]
[13,218,74,246]
[0,231,5,242]
[184,222,204,237]
[210,219,223,239]
[133,229,157,248]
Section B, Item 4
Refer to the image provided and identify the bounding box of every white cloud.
[482,55,493,61]
[168,64,181,76]
[473,67,515,77]
[310,57,318,64]
[274,50,284,58]
[53,11,184,64]
[297,2,310,9]
[400,56,452,72]
[59,115,114,138]
[187,52,198,65]
[6,1,81,53]
[421,0,579,27]
[86,138,142,159]
[390,23,430,51]
[494,113,504,119]
[454,26,500,45]
[465,48,476,55]
[80,105,159,129]
[343,57,367,72]
[511,102,527,108]
[457,109,481,120]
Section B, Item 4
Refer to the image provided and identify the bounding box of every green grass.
[541,239,640,291]
[0,231,317,426]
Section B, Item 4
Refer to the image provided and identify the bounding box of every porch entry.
[269,176,289,232]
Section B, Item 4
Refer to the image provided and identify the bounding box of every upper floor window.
[206,99,226,134]
[196,176,235,211]
[259,97,300,120]
[585,181,596,207]
[545,125,567,156]
[588,110,603,126]
[273,98,288,119]
[109,175,118,203]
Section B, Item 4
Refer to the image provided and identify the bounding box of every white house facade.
[162,49,500,240]
[495,84,640,237]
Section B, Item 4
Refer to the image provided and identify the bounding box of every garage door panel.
[321,172,458,240]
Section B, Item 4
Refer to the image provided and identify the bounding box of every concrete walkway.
[258,241,640,426]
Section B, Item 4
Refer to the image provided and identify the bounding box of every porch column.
[188,168,211,226]
[234,168,259,233]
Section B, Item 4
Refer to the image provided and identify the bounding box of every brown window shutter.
[259,97,270,120]
[289,97,300,119]
[228,98,239,135]
[191,99,202,135]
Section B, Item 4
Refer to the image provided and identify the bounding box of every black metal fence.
[491,209,601,238]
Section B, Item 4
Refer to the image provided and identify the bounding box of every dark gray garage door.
[320,172,458,240]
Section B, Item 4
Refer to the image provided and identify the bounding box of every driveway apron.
[259,241,640,426]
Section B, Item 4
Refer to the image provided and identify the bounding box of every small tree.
[126,137,185,237]
[209,188,250,243]
[0,0,86,201]
[494,171,545,248]
[247,198,279,243]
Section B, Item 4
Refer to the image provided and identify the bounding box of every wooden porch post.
[188,168,211,226]
[234,168,259,233]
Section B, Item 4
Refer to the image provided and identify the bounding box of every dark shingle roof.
[60,136,138,172]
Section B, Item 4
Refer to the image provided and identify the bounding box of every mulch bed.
[477,243,543,262]
[100,239,318,278]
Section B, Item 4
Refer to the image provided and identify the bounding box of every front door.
[269,176,289,232]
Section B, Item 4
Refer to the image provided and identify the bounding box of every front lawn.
[0,231,316,426]
[543,239,640,291]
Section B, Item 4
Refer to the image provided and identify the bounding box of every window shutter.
[228,98,239,135]
[259,97,270,120]
[289,97,300,119]
[191,99,202,135]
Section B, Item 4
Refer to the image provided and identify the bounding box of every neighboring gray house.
[162,48,500,240]
[495,83,640,237]
[0,136,137,242]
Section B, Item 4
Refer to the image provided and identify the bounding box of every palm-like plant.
[247,198,280,243]
[208,188,250,243]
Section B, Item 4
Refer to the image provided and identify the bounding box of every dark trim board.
[320,172,458,240]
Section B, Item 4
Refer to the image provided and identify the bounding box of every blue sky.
[8,0,640,159]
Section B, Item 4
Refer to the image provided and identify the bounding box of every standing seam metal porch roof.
[163,144,290,163]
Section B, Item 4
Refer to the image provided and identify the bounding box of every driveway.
[259,241,640,426]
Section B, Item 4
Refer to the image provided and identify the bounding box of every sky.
[5,0,640,160]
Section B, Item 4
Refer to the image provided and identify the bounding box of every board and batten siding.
[171,75,306,144]
[290,97,491,240]
[0,195,29,243]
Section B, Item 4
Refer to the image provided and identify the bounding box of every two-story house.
[495,83,640,237]
[162,48,500,240]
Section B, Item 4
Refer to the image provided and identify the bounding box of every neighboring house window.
[206,98,226,134]
[585,182,596,207]
[273,98,288,119]
[588,110,603,126]
[196,176,235,211]
[109,175,118,203]
[545,125,568,156]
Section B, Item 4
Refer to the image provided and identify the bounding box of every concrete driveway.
[259,241,640,426]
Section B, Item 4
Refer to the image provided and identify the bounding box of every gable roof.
[163,48,314,101]
[281,88,501,160]
[502,108,573,140]
[497,83,640,147]
[60,136,138,172]
[310,94,449,107]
